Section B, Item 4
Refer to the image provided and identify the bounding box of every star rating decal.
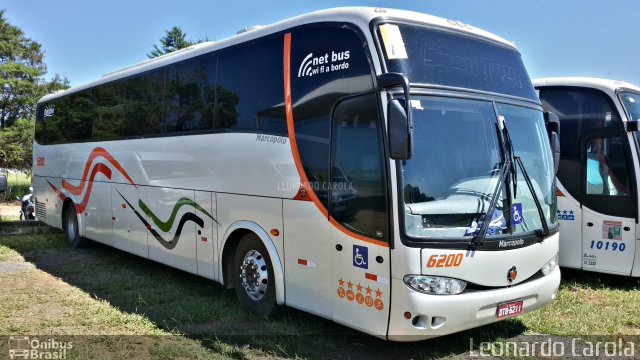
[336,277,385,311]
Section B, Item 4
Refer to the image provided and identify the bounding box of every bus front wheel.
[233,233,283,317]
[63,204,88,248]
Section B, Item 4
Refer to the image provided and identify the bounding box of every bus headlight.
[541,255,558,276]
[403,275,467,295]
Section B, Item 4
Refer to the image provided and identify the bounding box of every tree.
[0,9,69,129]
[147,26,195,59]
[0,118,33,171]
[0,9,70,173]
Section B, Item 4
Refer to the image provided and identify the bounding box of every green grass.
[0,231,639,358]
[1,171,31,203]
[520,269,640,335]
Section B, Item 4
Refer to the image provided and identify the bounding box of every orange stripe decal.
[47,180,66,203]
[62,147,137,195]
[72,163,111,214]
[283,33,388,248]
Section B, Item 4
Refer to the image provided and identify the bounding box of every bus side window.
[289,24,375,210]
[585,136,631,196]
[539,87,622,201]
[330,93,388,242]
[94,84,125,140]
[216,36,286,134]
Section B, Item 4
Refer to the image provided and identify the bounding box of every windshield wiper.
[470,115,513,248]
[501,116,550,238]
[514,155,550,236]
[470,158,510,248]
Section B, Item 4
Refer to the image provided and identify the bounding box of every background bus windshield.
[620,91,640,157]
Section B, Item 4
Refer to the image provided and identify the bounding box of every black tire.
[233,233,283,317]
[63,204,88,248]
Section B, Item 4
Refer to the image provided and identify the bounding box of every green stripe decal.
[138,197,217,232]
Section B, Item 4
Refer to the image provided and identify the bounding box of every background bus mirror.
[0,173,7,193]
[544,111,561,174]
[550,131,560,174]
[544,111,560,135]
[626,120,639,132]
[388,99,413,160]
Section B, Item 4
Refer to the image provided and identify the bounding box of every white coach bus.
[31,8,561,340]
[535,77,640,276]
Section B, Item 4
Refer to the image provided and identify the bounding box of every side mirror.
[627,120,639,132]
[377,73,413,160]
[544,111,561,174]
[388,99,412,159]
[0,173,7,193]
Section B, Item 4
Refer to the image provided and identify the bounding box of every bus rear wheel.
[233,233,283,317]
[63,204,88,248]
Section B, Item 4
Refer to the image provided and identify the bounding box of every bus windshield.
[402,96,557,241]
[619,91,640,155]
[620,91,640,121]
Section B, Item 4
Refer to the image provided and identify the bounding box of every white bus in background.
[535,77,640,276]
[31,7,561,341]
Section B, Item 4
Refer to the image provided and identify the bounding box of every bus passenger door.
[330,94,391,337]
[581,135,636,275]
[556,182,583,269]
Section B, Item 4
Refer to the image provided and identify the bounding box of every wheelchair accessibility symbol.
[512,203,523,225]
[353,245,368,269]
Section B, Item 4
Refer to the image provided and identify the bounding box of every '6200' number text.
[426,253,464,268]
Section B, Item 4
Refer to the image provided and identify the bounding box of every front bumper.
[387,266,560,341]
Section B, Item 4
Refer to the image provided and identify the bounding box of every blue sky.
[4,0,638,87]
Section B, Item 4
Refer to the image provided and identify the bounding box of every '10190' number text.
[590,240,626,252]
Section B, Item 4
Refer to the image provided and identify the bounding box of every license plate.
[497,300,523,319]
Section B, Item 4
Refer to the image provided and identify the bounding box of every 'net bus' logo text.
[8,336,73,359]
[297,50,350,78]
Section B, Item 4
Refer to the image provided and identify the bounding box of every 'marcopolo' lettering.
[256,134,288,145]
[499,239,525,248]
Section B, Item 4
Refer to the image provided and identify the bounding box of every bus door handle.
[587,222,594,227]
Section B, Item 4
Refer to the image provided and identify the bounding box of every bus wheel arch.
[61,198,88,248]
[220,221,285,307]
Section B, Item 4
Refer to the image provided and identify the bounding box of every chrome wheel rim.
[67,211,77,240]
[239,249,268,301]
